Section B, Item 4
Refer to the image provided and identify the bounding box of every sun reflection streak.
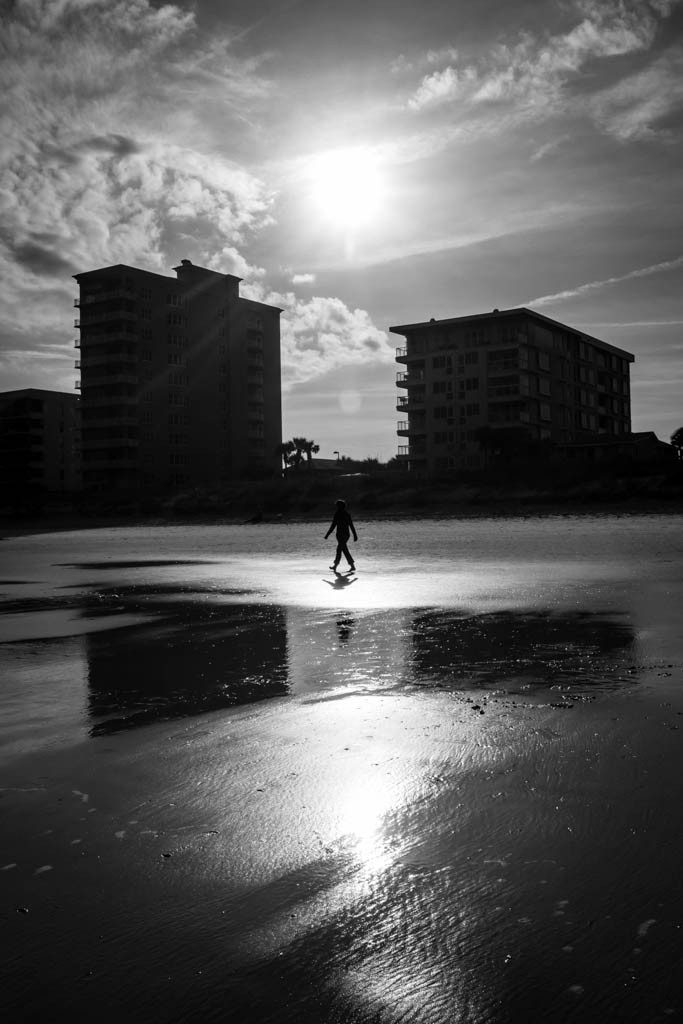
[336,772,397,875]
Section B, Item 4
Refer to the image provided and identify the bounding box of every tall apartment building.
[0,388,81,494]
[391,307,634,474]
[74,260,282,491]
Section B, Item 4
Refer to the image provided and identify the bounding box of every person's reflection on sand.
[323,575,357,591]
[336,616,355,644]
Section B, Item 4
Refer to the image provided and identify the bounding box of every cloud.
[526,255,683,306]
[407,66,467,111]
[589,48,683,139]
[529,135,571,161]
[9,240,76,277]
[405,0,681,130]
[0,0,274,346]
[291,273,316,284]
[242,285,393,387]
[392,46,459,75]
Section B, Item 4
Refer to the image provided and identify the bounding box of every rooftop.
[390,306,634,361]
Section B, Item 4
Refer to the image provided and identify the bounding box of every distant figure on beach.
[324,498,358,572]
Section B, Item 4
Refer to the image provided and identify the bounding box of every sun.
[308,147,383,230]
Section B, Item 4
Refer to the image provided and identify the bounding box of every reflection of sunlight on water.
[337,772,396,874]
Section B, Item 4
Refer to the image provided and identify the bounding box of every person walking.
[325,498,358,572]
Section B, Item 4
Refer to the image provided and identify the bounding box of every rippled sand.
[1,515,682,1022]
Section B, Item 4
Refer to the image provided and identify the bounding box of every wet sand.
[2,516,683,1022]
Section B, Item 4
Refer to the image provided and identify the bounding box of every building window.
[540,403,551,421]
[538,377,551,396]
[465,378,479,391]
[465,351,478,364]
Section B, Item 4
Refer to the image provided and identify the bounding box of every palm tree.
[291,436,319,468]
[276,440,295,472]
[671,427,683,460]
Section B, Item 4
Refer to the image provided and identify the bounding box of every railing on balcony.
[74,360,80,369]
[75,381,81,389]
[74,319,80,328]
[78,309,137,326]
[82,372,139,387]
[74,339,80,348]
[398,445,409,456]
[79,288,136,306]
[395,346,408,361]
[396,396,409,410]
[397,420,409,434]
[396,372,408,385]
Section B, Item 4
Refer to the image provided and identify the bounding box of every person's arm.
[324,513,337,539]
[349,515,358,541]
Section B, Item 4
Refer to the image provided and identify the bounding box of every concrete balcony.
[80,352,137,369]
[395,347,408,363]
[397,420,409,435]
[80,395,139,408]
[82,455,138,469]
[78,309,137,328]
[78,289,136,306]
[396,372,425,388]
[82,372,139,387]
[82,437,138,451]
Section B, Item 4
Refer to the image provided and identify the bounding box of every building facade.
[390,307,634,473]
[74,260,282,491]
[0,388,81,495]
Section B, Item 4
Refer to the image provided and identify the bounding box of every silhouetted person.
[324,498,358,572]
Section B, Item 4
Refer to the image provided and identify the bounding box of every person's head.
[335,498,346,510]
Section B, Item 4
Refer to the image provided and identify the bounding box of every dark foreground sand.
[2,518,683,1022]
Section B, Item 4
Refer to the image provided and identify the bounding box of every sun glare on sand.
[309,147,384,230]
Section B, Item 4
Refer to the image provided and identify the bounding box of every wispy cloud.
[529,135,572,161]
[292,272,316,284]
[526,255,683,306]
[392,46,460,75]
[589,47,683,139]
[404,0,681,137]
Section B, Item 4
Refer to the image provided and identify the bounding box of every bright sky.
[1,0,682,459]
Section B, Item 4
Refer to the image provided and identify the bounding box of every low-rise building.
[0,388,81,494]
[390,307,634,473]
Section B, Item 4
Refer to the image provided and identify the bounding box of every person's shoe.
[330,565,338,571]
[348,564,356,571]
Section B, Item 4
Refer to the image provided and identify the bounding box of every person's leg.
[332,541,343,569]
[340,541,355,568]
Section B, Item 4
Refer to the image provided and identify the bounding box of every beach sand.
[2,517,682,1022]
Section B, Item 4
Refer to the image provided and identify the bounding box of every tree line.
[277,437,320,470]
